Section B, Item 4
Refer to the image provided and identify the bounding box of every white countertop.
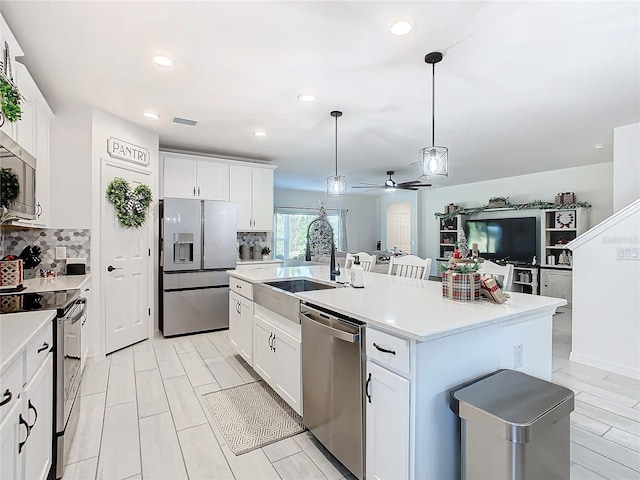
[228,266,566,341]
[16,274,91,294]
[0,310,56,373]
[236,259,283,265]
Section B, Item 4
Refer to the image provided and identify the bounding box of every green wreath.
[106,177,152,228]
[1,167,20,207]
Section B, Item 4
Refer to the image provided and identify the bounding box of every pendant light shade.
[327,110,347,197]
[417,52,448,179]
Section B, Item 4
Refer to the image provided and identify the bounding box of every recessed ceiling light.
[144,112,159,119]
[253,131,267,137]
[298,94,316,102]
[594,144,606,149]
[152,55,174,67]
[390,21,413,36]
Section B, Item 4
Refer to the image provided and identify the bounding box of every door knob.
[107,265,122,272]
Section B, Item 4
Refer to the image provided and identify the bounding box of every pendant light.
[327,110,347,197]
[417,52,448,179]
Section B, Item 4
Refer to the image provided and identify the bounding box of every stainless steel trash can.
[450,369,574,480]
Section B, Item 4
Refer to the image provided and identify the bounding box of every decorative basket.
[0,259,23,286]
[555,192,576,206]
[442,271,481,302]
[0,295,22,313]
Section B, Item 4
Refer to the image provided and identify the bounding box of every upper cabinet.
[163,153,230,201]
[230,164,275,231]
[161,151,276,232]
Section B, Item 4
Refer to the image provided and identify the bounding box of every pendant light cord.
[431,61,435,147]
[335,115,338,176]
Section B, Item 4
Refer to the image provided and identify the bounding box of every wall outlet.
[55,247,67,260]
[514,344,524,368]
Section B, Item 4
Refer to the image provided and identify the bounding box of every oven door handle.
[300,311,359,343]
[66,298,88,325]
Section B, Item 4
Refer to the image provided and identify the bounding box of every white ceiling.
[3,1,639,193]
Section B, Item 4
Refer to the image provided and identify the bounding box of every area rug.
[202,380,306,455]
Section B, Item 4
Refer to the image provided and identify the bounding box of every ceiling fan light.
[327,175,347,197]
[418,145,448,179]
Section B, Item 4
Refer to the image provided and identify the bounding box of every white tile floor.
[62,307,639,480]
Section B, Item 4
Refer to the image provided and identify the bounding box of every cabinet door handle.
[268,333,273,350]
[36,202,42,217]
[373,343,396,355]
[365,373,372,403]
[18,414,30,453]
[0,388,12,406]
[37,342,49,353]
[272,334,276,353]
[27,400,38,429]
[198,186,201,196]
[236,301,241,314]
[193,186,196,197]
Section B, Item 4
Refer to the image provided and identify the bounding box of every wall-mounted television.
[465,217,537,263]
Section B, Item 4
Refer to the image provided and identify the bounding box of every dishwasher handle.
[300,310,360,343]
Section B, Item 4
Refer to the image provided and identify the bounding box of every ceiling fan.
[352,171,432,191]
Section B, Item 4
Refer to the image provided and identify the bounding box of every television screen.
[465,217,537,263]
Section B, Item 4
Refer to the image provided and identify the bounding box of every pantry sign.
[107,137,150,166]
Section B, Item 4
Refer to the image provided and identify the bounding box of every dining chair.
[387,255,432,280]
[345,252,377,272]
[477,260,514,291]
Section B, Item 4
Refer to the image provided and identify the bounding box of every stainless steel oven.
[56,294,86,479]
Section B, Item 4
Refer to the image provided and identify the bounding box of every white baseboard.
[570,351,640,380]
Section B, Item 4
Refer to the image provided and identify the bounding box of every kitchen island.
[227,265,566,479]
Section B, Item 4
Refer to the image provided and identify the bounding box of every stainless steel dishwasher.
[300,303,366,480]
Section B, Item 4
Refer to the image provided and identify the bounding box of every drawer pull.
[373,343,396,355]
[37,342,50,353]
[236,284,242,289]
[18,414,30,453]
[27,400,38,429]
[0,389,12,406]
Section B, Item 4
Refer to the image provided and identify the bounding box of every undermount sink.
[254,278,337,323]
[264,279,337,293]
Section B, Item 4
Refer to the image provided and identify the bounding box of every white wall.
[48,105,93,228]
[89,109,159,359]
[570,201,640,379]
[613,123,640,211]
[274,188,378,253]
[376,190,419,253]
[419,163,614,274]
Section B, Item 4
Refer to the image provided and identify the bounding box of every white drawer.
[0,355,24,412]
[366,328,410,374]
[230,278,253,300]
[25,322,53,382]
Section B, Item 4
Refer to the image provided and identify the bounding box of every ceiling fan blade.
[352,185,384,189]
[397,180,421,186]
[398,186,419,191]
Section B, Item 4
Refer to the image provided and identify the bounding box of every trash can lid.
[452,370,574,426]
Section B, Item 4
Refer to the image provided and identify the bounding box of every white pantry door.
[102,161,151,354]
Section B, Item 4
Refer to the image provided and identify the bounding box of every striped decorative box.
[442,271,481,302]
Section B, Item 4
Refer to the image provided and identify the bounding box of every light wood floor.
[62,307,639,479]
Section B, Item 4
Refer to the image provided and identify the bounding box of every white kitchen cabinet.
[252,309,301,415]
[365,360,410,480]
[162,154,230,201]
[540,268,573,306]
[0,319,53,480]
[23,354,53,480]
[229,164,275,231]
[13,63,36,157]
[80,279,91,372]
[229,291,253,364]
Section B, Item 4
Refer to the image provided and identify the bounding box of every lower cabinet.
[229,291,254,364]
[253,310,302,415]
[540,268,573,306]
[365,360,410,480]
[0,331,53,480]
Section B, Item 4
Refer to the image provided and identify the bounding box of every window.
[274,207,347,259]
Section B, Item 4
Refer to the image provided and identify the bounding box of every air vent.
[172,117,198,126]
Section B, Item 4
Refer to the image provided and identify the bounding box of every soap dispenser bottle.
[350,255,364,288]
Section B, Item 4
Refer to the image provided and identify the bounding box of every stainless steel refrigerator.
[160,198,237,336]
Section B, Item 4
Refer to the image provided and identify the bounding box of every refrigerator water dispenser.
[173,233,194,263]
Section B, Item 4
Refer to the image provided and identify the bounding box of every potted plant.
[261,246,271,260]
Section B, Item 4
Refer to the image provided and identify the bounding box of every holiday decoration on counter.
[106,177,152,228]
[480,277,508,304]
[457,229,469,259]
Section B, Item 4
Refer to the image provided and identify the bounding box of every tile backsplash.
[1,228,91,274]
